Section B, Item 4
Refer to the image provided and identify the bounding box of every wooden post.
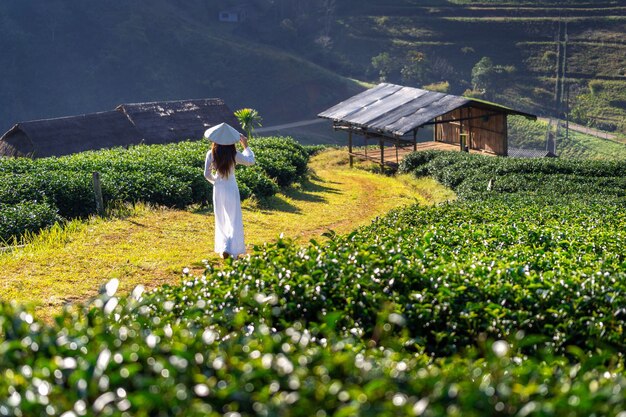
[348,131,353,168]
[504,115,509,156]
[379,139,384,169]
[364,135,368,159]
[413,129,417,151]
[395,137,399,165]
[459,109,465,151]
[468,107,473,151]
[93,172,105,216]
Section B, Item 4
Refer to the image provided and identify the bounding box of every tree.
[371,52,394,82]
[471,56,495,92]
[234,108,263,139]
[400,51,427,86]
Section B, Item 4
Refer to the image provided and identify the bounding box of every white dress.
[203,147,255,257]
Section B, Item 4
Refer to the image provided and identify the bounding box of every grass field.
[0,149,453,319]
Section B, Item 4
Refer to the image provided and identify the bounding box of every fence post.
[93,172,105,216]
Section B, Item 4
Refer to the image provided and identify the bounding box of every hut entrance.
[318,83,536,168]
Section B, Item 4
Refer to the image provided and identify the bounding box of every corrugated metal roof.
[318,83,535,137]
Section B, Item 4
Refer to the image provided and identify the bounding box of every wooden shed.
[318,83,537,167]
[0,111,142,158]
[0,98,239,158]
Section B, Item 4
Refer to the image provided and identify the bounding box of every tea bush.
[399,150,626,200]
[1,282,626,417]
[148,197,626,356]
[0,202,60,243]
[4,148,626,414]
[0,136,307,242]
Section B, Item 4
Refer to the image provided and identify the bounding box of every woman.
[203,123,255,259]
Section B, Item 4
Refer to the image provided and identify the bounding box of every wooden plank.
[93,172,105,216]
[348,131,353,168]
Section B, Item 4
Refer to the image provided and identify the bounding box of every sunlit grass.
[0,149,453,320]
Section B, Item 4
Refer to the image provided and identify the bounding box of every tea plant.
[0,136,309,242]
[3,149,626,414]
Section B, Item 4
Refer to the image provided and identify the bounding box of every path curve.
[0,149,454,319]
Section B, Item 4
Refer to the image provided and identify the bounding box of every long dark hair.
[211,143,237,178]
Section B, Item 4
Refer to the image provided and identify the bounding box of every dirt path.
[256,118,326,133]
[0,149,454,319]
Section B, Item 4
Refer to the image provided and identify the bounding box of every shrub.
[589,79,604,95]
[3,140,626,415]
[147,197,626,356]
[399,150,626,201]
[235,166,280,198]
[1,295,626,417]
[0,202,60,243]
[0,136,309,242]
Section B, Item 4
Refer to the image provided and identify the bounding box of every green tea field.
[1,140,626,415]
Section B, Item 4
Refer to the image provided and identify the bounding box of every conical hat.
[204,122,241,145]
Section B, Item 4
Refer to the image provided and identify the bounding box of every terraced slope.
[324,2,626,133]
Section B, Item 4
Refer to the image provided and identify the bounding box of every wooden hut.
[0,111,142,158]
[116,98,240,145]
[318,83,537,167]
[0,98,239,158]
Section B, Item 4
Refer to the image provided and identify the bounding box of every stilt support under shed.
[348,131,353,168]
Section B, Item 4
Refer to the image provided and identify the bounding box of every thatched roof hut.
[116,98,240,145]
[0,98,240,158]
[0,111,142,158]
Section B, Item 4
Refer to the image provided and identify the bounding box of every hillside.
[0,1,361,133]
[3,143,626,415]
[238,0,626,134]
[1,1,624,140]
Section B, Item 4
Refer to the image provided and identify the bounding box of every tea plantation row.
[2,150,626,415]
[398,150,626,201]
[149,198,626,356]
[0,137,311,243]
[1,292,626,417]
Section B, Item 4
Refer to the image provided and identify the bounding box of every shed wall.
[435,107,507,155]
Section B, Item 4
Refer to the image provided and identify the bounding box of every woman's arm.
[236,135,255,166]
[203,150,217,184]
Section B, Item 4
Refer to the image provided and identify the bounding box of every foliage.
[471,56,495,92]
[0,136,309,242]
[571,80,626,134]
[1,291,626,417]
[422,81,450,93]
[148,197,626,356]
[371,50,433,87]
[3,149,626,414]
[234,108,263,139]
[507,115,548,149]
[0,202,60,243]
[399,149,626,200]
[471,57,517,98]
[3,145,626,413]
[371,52,393,82]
